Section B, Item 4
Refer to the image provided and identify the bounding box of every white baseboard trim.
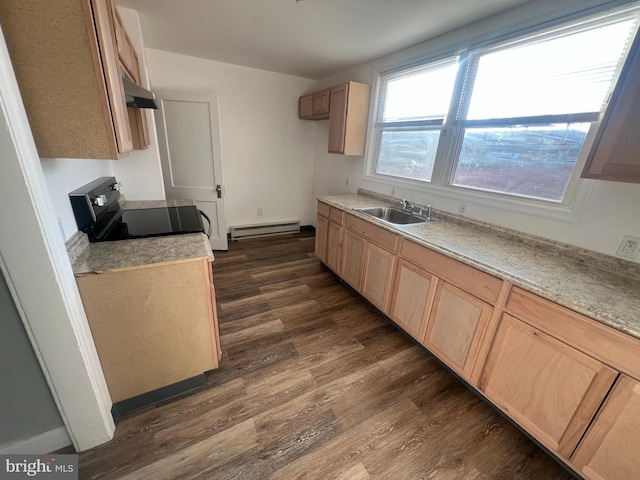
[0,426,72,454]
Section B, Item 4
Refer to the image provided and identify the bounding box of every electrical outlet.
[391,187,397,197]
[257,207,263,216]
[458,201,469,215]
[617,235,640,258]
[346,177,351,187]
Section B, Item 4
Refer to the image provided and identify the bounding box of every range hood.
[122,75,158,109]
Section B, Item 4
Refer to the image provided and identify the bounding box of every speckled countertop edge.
[121,199,196,210]
[67,199,211,273]
[319,190,640,340]
[71,233,213,274]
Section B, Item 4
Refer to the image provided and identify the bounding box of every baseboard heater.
[230,220,301,240]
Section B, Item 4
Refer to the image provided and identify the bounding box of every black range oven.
[69,177,209,242]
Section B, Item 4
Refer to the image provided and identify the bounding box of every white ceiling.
[116,0,532,79]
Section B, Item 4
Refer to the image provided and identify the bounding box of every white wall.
[145,49,318,228]
[40,158,114,242]
[311,0,640,263]
[40,8,166,242]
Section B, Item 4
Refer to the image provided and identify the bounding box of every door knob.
[216,185,222,198]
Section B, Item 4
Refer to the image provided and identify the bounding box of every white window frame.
[364,5,640,222]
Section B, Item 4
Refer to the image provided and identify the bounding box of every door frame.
[0,29,114,451]
[153,90,228,250]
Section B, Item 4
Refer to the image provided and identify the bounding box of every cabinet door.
[312,89,330,116]
[328,83,348,153]
[91,0,133,155]
[362,243,395,313]
[326,221,342,273]
[207,261,222,363]
[480,314,618,458]
[571,375,640,480]
[424,282,492,381]
[315,214,328,263]
[299,94,313,118]
[341,231,365,289]
[389,260,437,341]
[581,32,640,183]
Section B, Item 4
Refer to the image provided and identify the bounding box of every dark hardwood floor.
[77,231,574,479]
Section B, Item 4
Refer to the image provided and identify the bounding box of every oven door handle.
[199,210,212,238]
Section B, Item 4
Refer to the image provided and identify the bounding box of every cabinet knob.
[92,194,107,207]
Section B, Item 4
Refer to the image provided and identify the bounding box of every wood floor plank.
[221,319,285,348]
[76,231,574,479]
[269,397,428,480]
[335,463,371,480]
[219,300,318,336]
[218,284,311,312]
[118,419,258,480]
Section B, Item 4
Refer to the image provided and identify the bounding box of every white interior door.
[154,91,228,250]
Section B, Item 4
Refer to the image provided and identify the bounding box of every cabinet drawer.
[329,206,344,226]
[507,287,640,381]
[345,214,398,253]
[400,239,502,303]
[317,201,330,218]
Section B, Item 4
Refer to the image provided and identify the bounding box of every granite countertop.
[71,233,212,274]
[319,191,640,341]
[67,198,211,274]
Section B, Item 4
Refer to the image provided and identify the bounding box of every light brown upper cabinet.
[0,0,135,159]
[298,81,371,155]
[328,82,371,156]
[581,31,640,183]
[299,89,330,120]
[112,6,150,150]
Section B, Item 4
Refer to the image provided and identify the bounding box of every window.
[375,60,458,182]
[370,7,640,204]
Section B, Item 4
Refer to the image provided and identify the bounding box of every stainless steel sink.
[355,207,427,225]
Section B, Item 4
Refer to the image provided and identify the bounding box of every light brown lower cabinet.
[326,221,342,273]
[342,214,398,313]
[389,259,437,341]
[571,375,640,479]
[76,258,221,403]
[315,202,344,274]
[314,213,328,263]
[361,243,395,313]
[341,228,396,311]
[317,204,640,478]
[424,282,493,381]
[479,314,618,459]
[341,230,366,290]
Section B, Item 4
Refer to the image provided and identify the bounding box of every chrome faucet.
[425,204,432,221]
[402,199,411,211]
